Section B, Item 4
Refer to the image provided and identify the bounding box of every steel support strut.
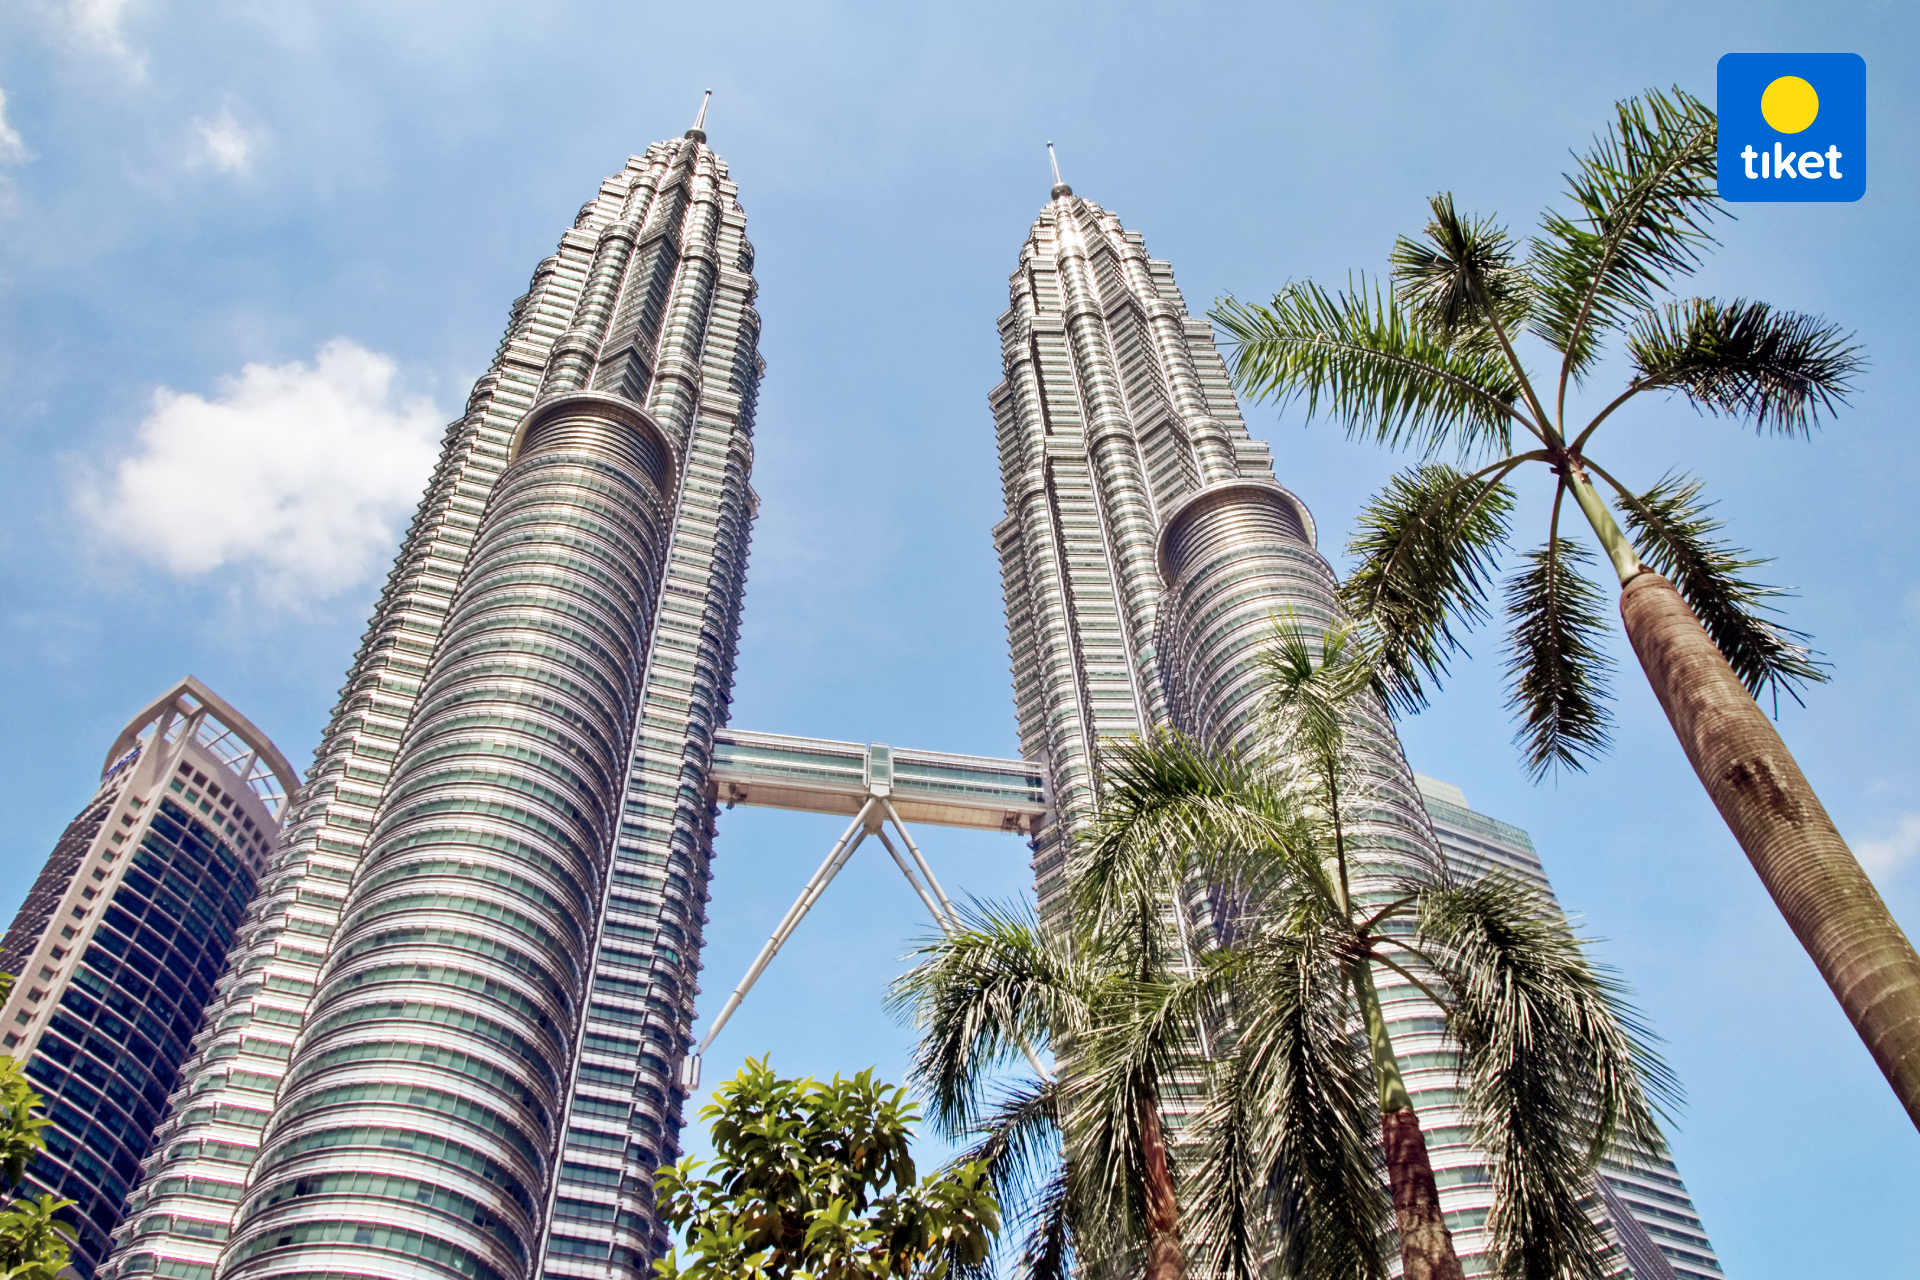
[682,789,1053,1091]
[688,800,876,1084]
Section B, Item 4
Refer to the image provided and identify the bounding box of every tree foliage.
[654,1059,998,1280]
[1212,85,1861,777]
[0,1016,74,1280]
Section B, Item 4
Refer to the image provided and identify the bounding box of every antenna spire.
[687,89,712,141]
[1046,142,1072,200]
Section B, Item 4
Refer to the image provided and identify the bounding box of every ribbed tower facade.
[105,122,762,1280]
[988,182,1436,918]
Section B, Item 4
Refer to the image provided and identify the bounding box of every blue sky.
[2,0,1915,1274]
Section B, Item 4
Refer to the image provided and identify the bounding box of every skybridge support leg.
[685,800,876,1089]
[682,790,1054,1092]
[878,799,1053,1083]
[880,797,958,925]
[873,827,949,931]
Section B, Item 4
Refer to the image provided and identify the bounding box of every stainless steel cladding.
[218,396,675,1280]
[1152,480,1322,754]
[106,126,763,1280]
[988,190,1287,916]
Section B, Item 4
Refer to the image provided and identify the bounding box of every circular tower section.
[221,392,676,1280]
[1154,479,1324,753]
[1154,479,1432,863]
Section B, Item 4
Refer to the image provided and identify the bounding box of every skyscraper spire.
[687,88,712,141]
[1046,141,1071,199]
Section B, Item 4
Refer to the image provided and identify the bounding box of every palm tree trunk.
[1355,961,1466,1280]
[1133,1085,1187,1280]
[1380,1111,1465,1280]
[1620,570,1920,1130]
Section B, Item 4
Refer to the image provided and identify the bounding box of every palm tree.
[895,623,1674,1280]
[890,893,1206,1280]
[1211,86,1920,1129]
[1079,620,1673,1280]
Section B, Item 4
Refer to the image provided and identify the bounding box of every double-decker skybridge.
[685,729,1050,1085]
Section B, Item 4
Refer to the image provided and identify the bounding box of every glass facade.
[219,395,676,1280]
[0,679,295,1277]
[104,123,762,1280]
[1405,776,1728,1280]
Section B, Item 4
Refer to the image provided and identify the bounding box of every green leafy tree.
[0,1194,77,1280]
[1211,86,1920,1129]
[654,1059,998,1280]
[0,1042,74,1280]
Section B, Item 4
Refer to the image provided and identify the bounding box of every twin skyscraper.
[0,117,1724,1280]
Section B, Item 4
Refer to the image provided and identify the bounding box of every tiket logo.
[1718,53,1865,202]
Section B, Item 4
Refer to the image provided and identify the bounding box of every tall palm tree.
[1079,620,1673,1280]
[890,895,1203,1280]
[1211,86,1920,1129]
[896,626,1675,1280]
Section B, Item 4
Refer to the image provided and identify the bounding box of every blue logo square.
[1717,53,1865,202]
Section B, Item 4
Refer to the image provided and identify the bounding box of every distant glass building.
[1404,775,1727,1280]
[0,677,295,1277]
[104,117,762,1280]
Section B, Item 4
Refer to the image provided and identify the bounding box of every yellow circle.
[1761,76,1820,133]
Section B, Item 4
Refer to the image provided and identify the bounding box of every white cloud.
[60,0,143,73]
[0,88,29,164]
[193,108,258,173]
[1856,813,1920,879]
[78,340,445,604]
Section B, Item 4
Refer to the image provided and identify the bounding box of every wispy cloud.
[193,107,259,173]
[77,340,446,605]
[1857,813,1920,880]
[59,0,145,75]
[0,88,29,164]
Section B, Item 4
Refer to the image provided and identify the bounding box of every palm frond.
[1063,968,1208,1226]
[1416,875,1678,1280]
[1078,733,1322,953]
[889,902,1079,1135]
[1340,463,1517,716]
[947,1081,1078,1280]
[1212,928,1389,1280]
[1257,612,1376,779]
[1529,86,1720,383]
[1503,538,1615,779]
[1625,297,1862,436]
[1016,1162,1078,1280]
[1391,194,1534,359]
[953,1078,1063,1219]
[1212,282,1524,457]
[1613,472,1828,706]
[1182,1058,1270,1280]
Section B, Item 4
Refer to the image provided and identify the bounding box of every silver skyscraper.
[987,177,1720,1280]
[988,174,1435,920]
[106,117,762,1280]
